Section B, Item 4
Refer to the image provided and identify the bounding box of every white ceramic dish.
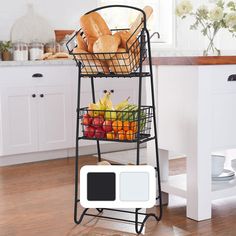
[231,159,236,172]
[212,169,235,181]
[211,155,225,177]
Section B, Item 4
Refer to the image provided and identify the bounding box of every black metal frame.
[66,5,162,234]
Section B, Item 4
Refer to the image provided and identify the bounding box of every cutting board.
[11,4,55,44]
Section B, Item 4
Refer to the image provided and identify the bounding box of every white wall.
[0,0,235,52]
[0,0,97,40]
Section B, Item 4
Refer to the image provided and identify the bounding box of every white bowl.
[212,155,225,177]
[231,159,236,172]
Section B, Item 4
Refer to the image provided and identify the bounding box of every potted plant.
[0,41,12,61]
[176,0,236,56]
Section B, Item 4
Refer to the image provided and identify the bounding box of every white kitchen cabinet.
[1,87,38,155]
[0,65,74,156]
[38,86,73,151]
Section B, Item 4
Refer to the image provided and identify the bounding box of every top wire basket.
[66,7,148,77]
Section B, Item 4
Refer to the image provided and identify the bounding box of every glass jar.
[29,42,44,60]
[13,42,28,61]
[45,41,56,54]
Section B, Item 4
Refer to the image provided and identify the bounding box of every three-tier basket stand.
[66,5,162,234]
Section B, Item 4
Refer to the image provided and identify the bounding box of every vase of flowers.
[176,0,236,56]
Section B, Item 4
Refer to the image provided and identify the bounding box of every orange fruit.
[130,121,138,133]
[106,131,115,140]
[126,130,135,140]
[118,130,126,141]
[112,120,123,132]
[123,121,130,131]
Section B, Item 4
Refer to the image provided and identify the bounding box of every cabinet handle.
[103,90,107,93]
[40,94,44,98]
[110,89,114,93]
[32,94,36,98]
[32,73,43,78]
[228,74,236,81]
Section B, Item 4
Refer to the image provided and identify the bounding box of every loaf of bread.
[73,48,109,74]
[76,32,88,51]
[117,30,138,52]
[93,35,120,59]
[129,6,153,37]
[86,36,97,53]
[80,12,111,38]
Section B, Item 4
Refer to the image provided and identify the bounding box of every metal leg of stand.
[74,63,82,224]
[90,77,101,162]
[146,29,163,220]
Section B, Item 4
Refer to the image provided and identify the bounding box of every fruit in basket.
[118,130,126,141]
[112,120,123,132]
[84,126,95,138]
[94,127,105,139]
[92,116,104,128]
[102,120,113,132]
[126,130,135,141]
[105,110,117,121]
[82,114,93,126]
[130,121,138,133]
[100,91,113,110]
[106,131,115,140]
[114,96,130,111]
[88,103,100,117]
[123,121,130,132]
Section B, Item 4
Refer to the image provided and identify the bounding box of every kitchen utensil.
[211,155,225,177]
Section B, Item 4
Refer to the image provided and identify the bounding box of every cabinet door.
[38,86,73,151]
[1,87,38,155]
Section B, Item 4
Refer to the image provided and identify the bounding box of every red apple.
[84,126,95,138]
[102,120,113,132]
[94,127,105,139]
[92,116,104,128]
[82,114,93,126]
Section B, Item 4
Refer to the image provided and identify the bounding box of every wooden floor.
[0,156,235,236]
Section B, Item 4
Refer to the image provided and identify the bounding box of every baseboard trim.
[0,143,141,166]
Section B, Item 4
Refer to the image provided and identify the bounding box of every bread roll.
[113,32,121,47]
[87,36,97,53]
[80,12,111,39]
[73,48,109,74]
[76,32,87,51]
[93,35,120,59]
[118,30,139,52]
[108,48,132,74]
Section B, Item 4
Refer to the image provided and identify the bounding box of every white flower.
[176,0,193,17]
[198,5,208,14]
[209,6,224,21]
[225,12,236,28]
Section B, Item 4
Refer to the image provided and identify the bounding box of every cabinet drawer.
[0,65,76,87]
[206,65,236,91]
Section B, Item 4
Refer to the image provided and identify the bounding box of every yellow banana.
[115,96,130,111]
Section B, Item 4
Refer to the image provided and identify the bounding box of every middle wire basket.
[79,106,153,142]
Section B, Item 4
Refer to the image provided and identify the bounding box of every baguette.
[129,6,153,37]
[93,35,120,59]
[73,47,109,74]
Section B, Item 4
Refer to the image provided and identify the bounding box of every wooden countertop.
[151,56,236,65]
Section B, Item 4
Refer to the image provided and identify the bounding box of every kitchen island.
[148,56,236,221]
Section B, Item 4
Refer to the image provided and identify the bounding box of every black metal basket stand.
[66,5,162,234]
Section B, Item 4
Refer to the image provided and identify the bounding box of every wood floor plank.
[0,156,235,236]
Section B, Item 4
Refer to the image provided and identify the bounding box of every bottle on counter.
[29,42,44,60]
[13,42,28,61]
[45,41,61,53]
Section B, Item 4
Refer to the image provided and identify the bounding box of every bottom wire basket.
[79,106,153,142]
